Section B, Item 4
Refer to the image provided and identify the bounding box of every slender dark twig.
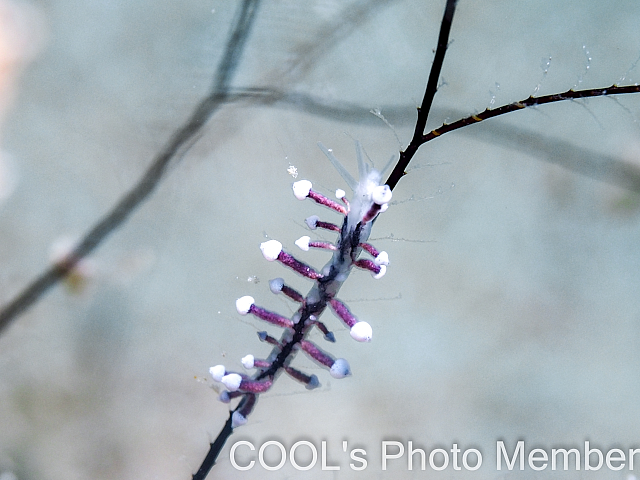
[383,6,640,192]
[0,0,261,335]
[191,411,234,480]
[385,0,458,191]
[419,84,640,143]
[384,83,640,190]
[192,388,255,480]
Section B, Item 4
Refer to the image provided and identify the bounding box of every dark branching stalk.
[0,0,261,335]
[385,0,458,191]
[420,84,640,143]
[384,83,640,190]
[383,0,640,191]
[191,411,235,480]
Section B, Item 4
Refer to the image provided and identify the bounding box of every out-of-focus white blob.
[0,1,47,204]
[49,235,96,293]
[0,0,47,120]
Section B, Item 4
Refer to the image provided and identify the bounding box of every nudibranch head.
[317,141,392,232]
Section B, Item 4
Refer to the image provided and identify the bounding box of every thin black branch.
[382,83,640,191]
[385,0,458,190]
[420,84,640,143]
[0,0,261,335]
[384,45,640,190]
[192,411,235,480]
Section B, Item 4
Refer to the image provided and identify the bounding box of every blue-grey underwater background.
[1,0,640,479]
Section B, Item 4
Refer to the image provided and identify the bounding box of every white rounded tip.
[231,411,248,428]
[235,296,255,315]
[269,277,284,294]
[350,321,372,342]
[372,264,387,279]
[221,373,243,392]
[305,215,319,230]
[260,240,282,261]
[292,180,312,200]
[209,365,226,382]
[241,354,255,369]
[218,391,231,403]
[335,188,346,199]
[379,203,389,213]
[295,236,310,251]
[306,374,320,390]
[372,185,392,205]
[374,251,389,266]
[330,358,351,379]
